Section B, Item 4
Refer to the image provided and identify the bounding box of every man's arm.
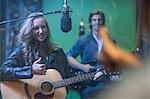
[67,56,92,73]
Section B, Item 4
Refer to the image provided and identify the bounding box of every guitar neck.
[52,71,96,88]
[52,69,121,89]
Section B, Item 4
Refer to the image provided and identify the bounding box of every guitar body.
[1,68,121,99]
[1,69,67,99]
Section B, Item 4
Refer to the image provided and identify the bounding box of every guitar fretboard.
[52,72,96,88]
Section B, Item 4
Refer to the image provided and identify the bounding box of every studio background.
[43,0,136,53]
[0,0,140,99]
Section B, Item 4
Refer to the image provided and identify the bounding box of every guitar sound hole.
[41,81,53,94]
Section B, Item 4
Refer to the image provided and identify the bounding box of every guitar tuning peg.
[117,71,120,74]
[109,72,111,74]
[136,48,139,51]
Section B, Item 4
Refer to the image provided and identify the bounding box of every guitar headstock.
[108,71,122,81]
[97,69,122,82]
[131,48,143,58]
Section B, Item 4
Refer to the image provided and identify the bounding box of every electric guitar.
[1,69,120,99]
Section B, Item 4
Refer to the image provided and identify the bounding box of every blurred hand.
[98,26,109,38]
[32,57,46,75]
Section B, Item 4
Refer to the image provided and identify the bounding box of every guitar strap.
[24,83,31,99]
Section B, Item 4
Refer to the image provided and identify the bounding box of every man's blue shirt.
[67,32,102,67]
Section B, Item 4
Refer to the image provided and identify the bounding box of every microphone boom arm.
[0,10,62,25]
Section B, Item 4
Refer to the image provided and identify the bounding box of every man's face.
[91,14,103,32]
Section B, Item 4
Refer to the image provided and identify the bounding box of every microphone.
[61,0,72,32]
[79,21,85,36]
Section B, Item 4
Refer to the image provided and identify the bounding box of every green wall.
[43,1,136,98]
[43,0,136,53]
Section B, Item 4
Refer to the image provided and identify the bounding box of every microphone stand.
[0,10,62,25]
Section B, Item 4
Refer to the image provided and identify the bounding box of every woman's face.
[32,17,48,42]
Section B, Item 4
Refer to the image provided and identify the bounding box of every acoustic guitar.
[1,69,120,99]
